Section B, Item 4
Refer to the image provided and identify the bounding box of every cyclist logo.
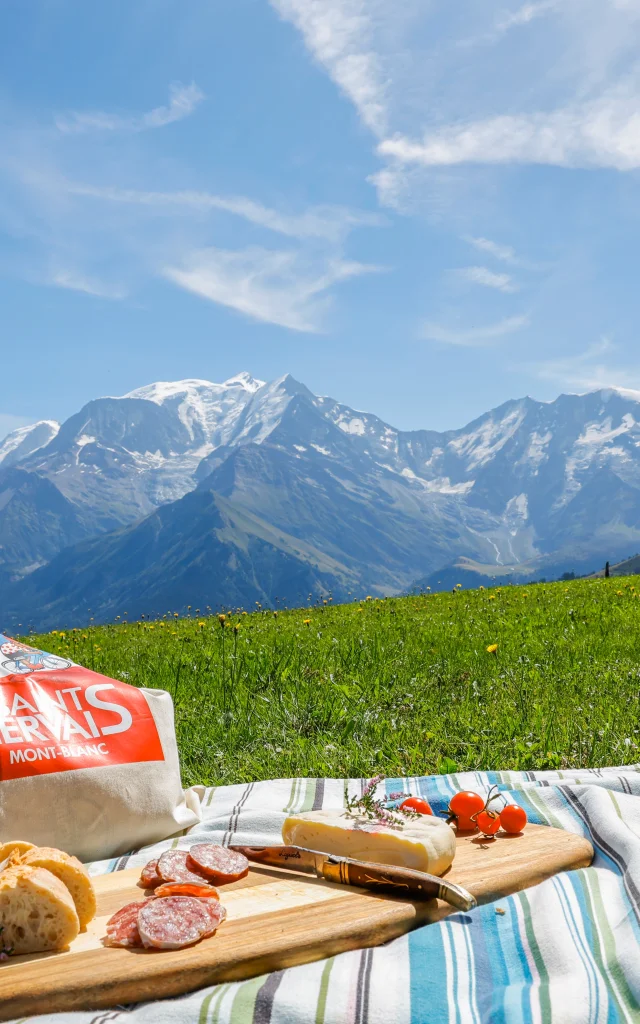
[0,638,72,675]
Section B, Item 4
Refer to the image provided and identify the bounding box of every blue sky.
[2,0,640,438]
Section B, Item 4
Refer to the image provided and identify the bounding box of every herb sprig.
[344,774,421,829]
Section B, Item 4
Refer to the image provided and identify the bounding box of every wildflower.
[617,590,623,596]
[51,631,58,636]
[234,624,240,635]
[198,621,205,628]
[174,612,179,618]
[366,595,372,601]
[357,608,364,613]
[479,586,485,591]
[59,632,66,639]
[242,611,248,616]
[94,645,101,651]
[303,618,311,625]
[274,611,278,618]
[488,595,496,601]
[486,644,498,654]
[149,625,155,630]
[218,614,226,625]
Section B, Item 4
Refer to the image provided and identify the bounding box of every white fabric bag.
[0,634,201,861]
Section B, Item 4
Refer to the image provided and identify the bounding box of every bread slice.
[0,865,79,955]
[0,840,35,870]
[20,847,97,930]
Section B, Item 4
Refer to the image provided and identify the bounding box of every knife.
[230,845,476,912]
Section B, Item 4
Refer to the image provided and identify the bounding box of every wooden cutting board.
[0,824,593,1020]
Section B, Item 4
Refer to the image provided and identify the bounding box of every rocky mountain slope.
[2,374,640,628]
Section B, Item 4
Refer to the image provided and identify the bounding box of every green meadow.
[25,576,640,787]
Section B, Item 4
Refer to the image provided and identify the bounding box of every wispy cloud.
[465,236,518,264]
[460,1,559,47]
[526,336,640,391]
[55,82,204,135]
[378,77,640,171]
[455,266,519,292]
[163,246,384,332]
[269,0,388,135]
[422,314,529,347]
[50,269,128,299]
[66,181,383,243]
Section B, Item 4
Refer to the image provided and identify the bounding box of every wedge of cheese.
[282,809,456,876]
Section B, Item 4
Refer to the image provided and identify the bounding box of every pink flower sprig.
[344,776,420,829]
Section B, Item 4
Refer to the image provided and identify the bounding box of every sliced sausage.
[137,896,212,950]
[105,901,146,948]
[157,849,209,885]
[139,858,163,889]
[201,900,227,937]
[155,881,220,900]
[186,845,249,884]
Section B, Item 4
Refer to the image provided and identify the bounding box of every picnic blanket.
[9,767,640,1023]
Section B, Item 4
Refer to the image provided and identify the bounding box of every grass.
[23,575,640,788]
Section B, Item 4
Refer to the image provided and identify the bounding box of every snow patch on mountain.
[521,431,552,472]
[448,406,527,470]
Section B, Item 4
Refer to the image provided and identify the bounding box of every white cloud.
[527,336,640,390]
[50,269,128,299]
[497,0,558,32]
[422,314,529,346]
[66,181,383,243]
[378,77,640,171]
[55,82,204,135]
[466,236,518,264]
[163,246,384,332]
[460,1,559,47]
[269,0,388,134]
[455,266,518,292]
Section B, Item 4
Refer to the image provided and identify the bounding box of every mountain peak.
[0,419,60,468]
[222,372,265,393]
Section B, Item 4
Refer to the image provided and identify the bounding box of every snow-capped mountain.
[2,374,640,627]
[0,420,60,469]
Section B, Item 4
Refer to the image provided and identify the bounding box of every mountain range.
[1,372,639,630]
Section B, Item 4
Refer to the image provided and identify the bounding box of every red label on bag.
[0,651,165,781]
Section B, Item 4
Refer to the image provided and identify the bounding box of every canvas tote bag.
[0,634,201,861]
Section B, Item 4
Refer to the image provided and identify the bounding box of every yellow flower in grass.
[486,644,499,654]
[488,595,496,601]
[303,618,311,625]
[218,614,226,625]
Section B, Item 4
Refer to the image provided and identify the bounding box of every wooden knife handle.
[321,858,477,912]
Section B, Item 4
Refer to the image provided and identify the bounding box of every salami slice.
[157,849,209,885]
[201,900,227,937]
[186,845,249,884]
[139,858,163,889]
[105,901,146,948]
[137,896,212,950]
[155,881,220,900]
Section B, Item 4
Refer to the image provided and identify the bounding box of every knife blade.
[230,845,476,912]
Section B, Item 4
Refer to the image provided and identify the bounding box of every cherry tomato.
[500,804,527,834]
[476,809,501,836]
[399,797,433,816]
[449,791,485,831]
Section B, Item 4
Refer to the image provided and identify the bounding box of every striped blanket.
[11,767,640,1023]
